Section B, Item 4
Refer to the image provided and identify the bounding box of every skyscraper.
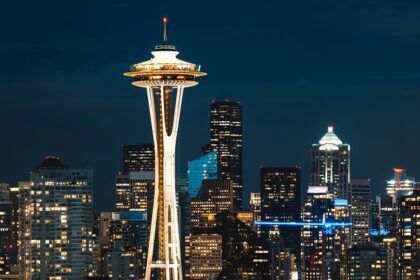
[311,126,350,199]
[260,167,301,266]
[0,199,13,274]
[122,144,155,173]
[18,181,31,279]
[115,171,154,210]
[9,186,19,273]
[21,156,94,279]
[190,179,233,229]
[386,168,415,206]
[124,18,206,279]
[396,187,419,279]
[350,179,371,245]
[187,151,218,198]
[215,212,270,279]
[250,192,261,224]
[210,100,243,211]
[300,185,352,280]
[115,173,131,211]
[96,212,113,277]
[105,211,148,280]
[347,245,390,279]
[188,234,222,279]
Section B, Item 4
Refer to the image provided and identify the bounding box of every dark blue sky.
[1,0,420,211]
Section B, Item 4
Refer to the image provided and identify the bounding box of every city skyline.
[1,4,420,278]
[2,1,420,212]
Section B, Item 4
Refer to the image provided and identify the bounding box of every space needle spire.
[124,18,206,280]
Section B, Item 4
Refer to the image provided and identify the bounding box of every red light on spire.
[163,17,167,23]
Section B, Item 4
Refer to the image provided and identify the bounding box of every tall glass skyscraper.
[187,151,218,198]
[20,156,94,279]
[210,100,243,211]
[311,126,350,199]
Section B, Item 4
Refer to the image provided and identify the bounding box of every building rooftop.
[319,126,343,145]
[37,156,67,170]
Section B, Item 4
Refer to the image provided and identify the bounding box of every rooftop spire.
[163,17,168,44]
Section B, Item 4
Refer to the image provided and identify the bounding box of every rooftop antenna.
[163,17,168,44]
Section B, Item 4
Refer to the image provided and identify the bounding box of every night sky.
[2,0,420,211]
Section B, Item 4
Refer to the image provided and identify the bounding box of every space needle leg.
[145,87,159,280]
[171,86,184,280]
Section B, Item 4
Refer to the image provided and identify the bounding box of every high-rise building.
[176,177,190,279]
[17,181,31,279]
[269,245,298,280]
[347,245,390,279]
[374,194,398,237]
[20,156,94,279]
[129,171,154,213]
[8,186,19,273]
[187,151,218,198]
[123,17,206,279]
[396,187,419,279]
[115,171,154,215]
[0,183,18,275]
[260,167,301,267]
[369,194,398,279]
[350,179,371,245]
[104,250,143,280]
[214,212,270,279]
[115,173,131,211]
[190,179,233,229]
[122,144,154,173]
[0,200,13,274]
[102,211,148,279]
[96,212,113,277]
[332,199,351,279]
[210,100,243,211]
[0,184,9,201]
[301,186,352,280]
[188,234,222,279]
[311,126,350,199]
[250,192,261,224]
[386,168,415,206]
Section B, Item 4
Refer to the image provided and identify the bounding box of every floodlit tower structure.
[124,18,206,280]
[386,168,415,205]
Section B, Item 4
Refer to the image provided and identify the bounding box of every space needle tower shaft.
[124,18,206,280]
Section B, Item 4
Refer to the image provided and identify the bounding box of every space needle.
[124,18,206,280]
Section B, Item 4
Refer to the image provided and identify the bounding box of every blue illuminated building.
[188,151,218,198]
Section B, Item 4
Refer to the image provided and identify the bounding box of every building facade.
[350,179,371,246]
[188,234,222,279]
[260,167,301,267]
[190,179,233,229]
[210,100,243,211]
[105,211,148,280]
[301,186,352,280]
[20,156,94,279]
[122,144,154,173]
[347,245,390,279]
[311,126,350,199]
[396,188,419,279]
[187,151,218,198]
